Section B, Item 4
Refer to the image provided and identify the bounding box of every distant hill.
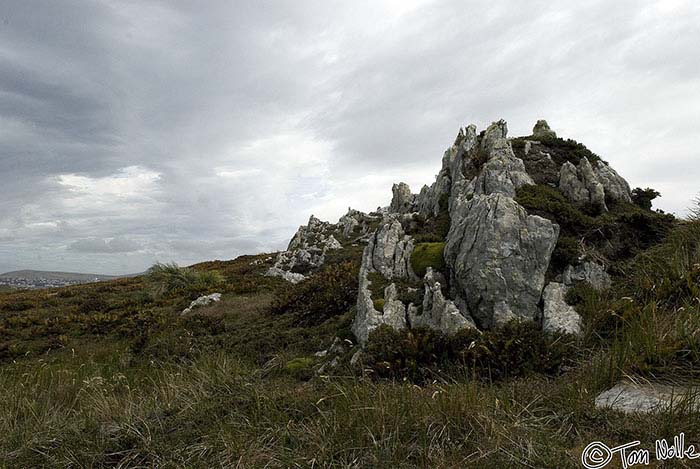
[0,270,118,282]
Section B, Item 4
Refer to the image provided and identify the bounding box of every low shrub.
[364,326,450,382]
[364,322,575,383]
[535,135,603,165]
[270,261,359,325]
[515,184,595,236]
[549,236,580,275]
[367,272,390,299]
[631,187,661,210]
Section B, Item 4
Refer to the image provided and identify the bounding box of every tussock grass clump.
[146,262,224,298]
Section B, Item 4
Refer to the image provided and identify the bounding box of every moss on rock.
[410,242,446,278]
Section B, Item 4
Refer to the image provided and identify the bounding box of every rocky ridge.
[273,119,635,347]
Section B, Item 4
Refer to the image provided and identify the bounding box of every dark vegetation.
[271,260,359,326]
[632,186,661,210]
[512,134,604,165]
[515,184,676,277]
[364,322,576,383]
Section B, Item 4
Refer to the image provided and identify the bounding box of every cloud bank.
[1,0,698,274]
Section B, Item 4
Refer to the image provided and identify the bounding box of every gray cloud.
[1,0,698,274]
[68,237,142,254]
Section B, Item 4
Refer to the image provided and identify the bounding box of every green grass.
[410,242,446,278]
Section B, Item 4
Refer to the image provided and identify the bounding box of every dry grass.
[1,208,700,467]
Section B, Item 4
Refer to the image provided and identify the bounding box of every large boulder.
[366,215,415,279]
[445,193,559,328]
[594,161,632,203]
[595,382,700,414]
[559,156,632,209]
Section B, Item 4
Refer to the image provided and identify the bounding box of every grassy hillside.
[1,212,699,467]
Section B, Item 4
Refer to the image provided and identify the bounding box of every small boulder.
[181,293,222,315]
[595,381,699,414]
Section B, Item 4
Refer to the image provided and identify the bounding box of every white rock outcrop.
[542,282,581,335]
[445,193,559,328]
[266,215,343,283]
[408,268,476,335]
[181,293,222,315]
[389,182,416,214]
[559,157,607,211]
[351,216,416,345]
[559,157,632,210]
[474,120,534,198]
[532,119,557,139]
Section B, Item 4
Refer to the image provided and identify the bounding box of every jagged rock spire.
[533,119,556,139]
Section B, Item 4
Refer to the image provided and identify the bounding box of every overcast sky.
[0,0,698,275]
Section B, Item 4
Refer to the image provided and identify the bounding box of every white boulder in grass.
[181,293,222,315]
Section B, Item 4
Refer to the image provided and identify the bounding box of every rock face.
[352,236,412,345]
[563,261,611,290]
[351,216,417,345]
[542,282,581,335]
[364,216,415,279]
[559,158,606,211]
[559,157,632,210]
[594,161,632,203]
[446,193,559,328]
[267,210,378,283]
[473,121,535,198]
[338,208,382,239]
[181,293,222,315]
[408,268,476,334]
